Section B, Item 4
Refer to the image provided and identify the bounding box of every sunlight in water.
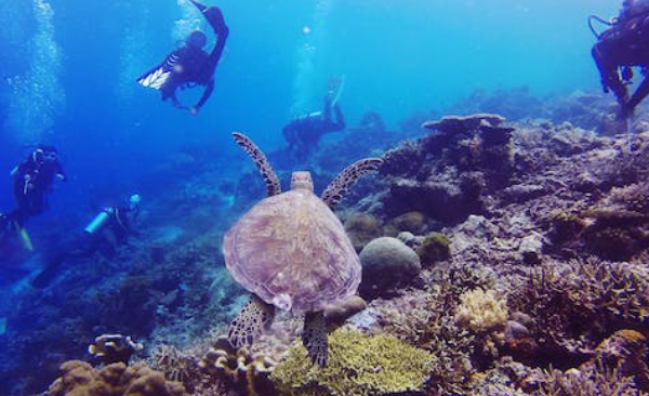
[173,0,202,42]
[119,16,151,103]
[6,0,64,144]
[291,0,334,117]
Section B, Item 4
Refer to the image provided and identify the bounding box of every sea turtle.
[224,132,383,366]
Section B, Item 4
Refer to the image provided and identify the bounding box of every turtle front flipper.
[302,311,328,367]
[229,294,275,348]
[321,158,383,209]
[233,132,282,197]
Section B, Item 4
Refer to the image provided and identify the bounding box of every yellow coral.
[200,335,277,396]
[270,329,434,396]
[455,288,508,332]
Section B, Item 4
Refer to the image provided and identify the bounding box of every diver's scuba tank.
[84,208,115,235]
[129,194,142,210]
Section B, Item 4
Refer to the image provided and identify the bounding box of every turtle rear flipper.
[302,311,328,367]
[321,158,383,209]
[233,132,282,197]
[229,295,275,348]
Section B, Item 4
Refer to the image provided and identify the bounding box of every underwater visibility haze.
[3,0,649,395]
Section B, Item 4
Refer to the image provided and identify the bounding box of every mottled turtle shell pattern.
[223,189,361,313]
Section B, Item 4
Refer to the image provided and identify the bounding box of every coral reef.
[9,90,649,396]
[199,335,278,396]
[416,232,451,265]
[343,213,383,252]
[456,289,508,333]
[524,330,649,396]
[358,237,421,298]
[46,360,187,396]
[148,343,204,394]
[323,295,368,327]
[270,329,433,396]
[380,113,514,224]
[384,211,427,236]
[509,259,649,368]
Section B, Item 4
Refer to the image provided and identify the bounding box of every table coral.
[270,329,433,396]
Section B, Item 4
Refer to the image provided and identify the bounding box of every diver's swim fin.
[137,52,181,91]
[137,65,172,90]
[328,75,346,107]
[16,224,33,251]
[31,254,67,289]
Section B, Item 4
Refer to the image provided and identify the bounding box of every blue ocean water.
[0,0,618,206]
[0,0,630,394]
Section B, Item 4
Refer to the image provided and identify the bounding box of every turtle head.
[290,171,313,192]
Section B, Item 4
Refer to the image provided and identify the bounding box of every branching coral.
[376,264,499,394]
[148,344,203,393]
[529,360,646,396]
[510,259,649,366]
[270,329,433,396]
[46,360,187,396]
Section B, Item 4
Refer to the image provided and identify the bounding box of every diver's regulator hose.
[589,15,615,39]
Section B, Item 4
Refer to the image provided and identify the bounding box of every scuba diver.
[11,144,66,224]
[137,0,229,115]
[283,80,346,161]
[591,0,649,117]
[31,194,142,288]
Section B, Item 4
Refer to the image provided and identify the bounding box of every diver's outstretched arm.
[626,76,649,116]
[592,45,627,100]
[206,8,229,69]
[189,0,207,13]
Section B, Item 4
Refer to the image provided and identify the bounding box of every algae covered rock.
[270,329,433,396]
[417,232,451,265]
[359,237,421,297]
[344,213,383,251]
[385,211,427,236]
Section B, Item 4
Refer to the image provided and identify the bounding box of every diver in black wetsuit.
[31,195,142,288]
[591,0,649,117]
[283,93,346,161]
[138,0,229,115]
[11,145,66,224]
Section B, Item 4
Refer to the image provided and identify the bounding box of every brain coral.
[270,329,433,396]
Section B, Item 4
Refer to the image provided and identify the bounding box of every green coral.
[270,329,433,396]
[385,211,427,235]
[417,232,451,265]
[344,213,383,251]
